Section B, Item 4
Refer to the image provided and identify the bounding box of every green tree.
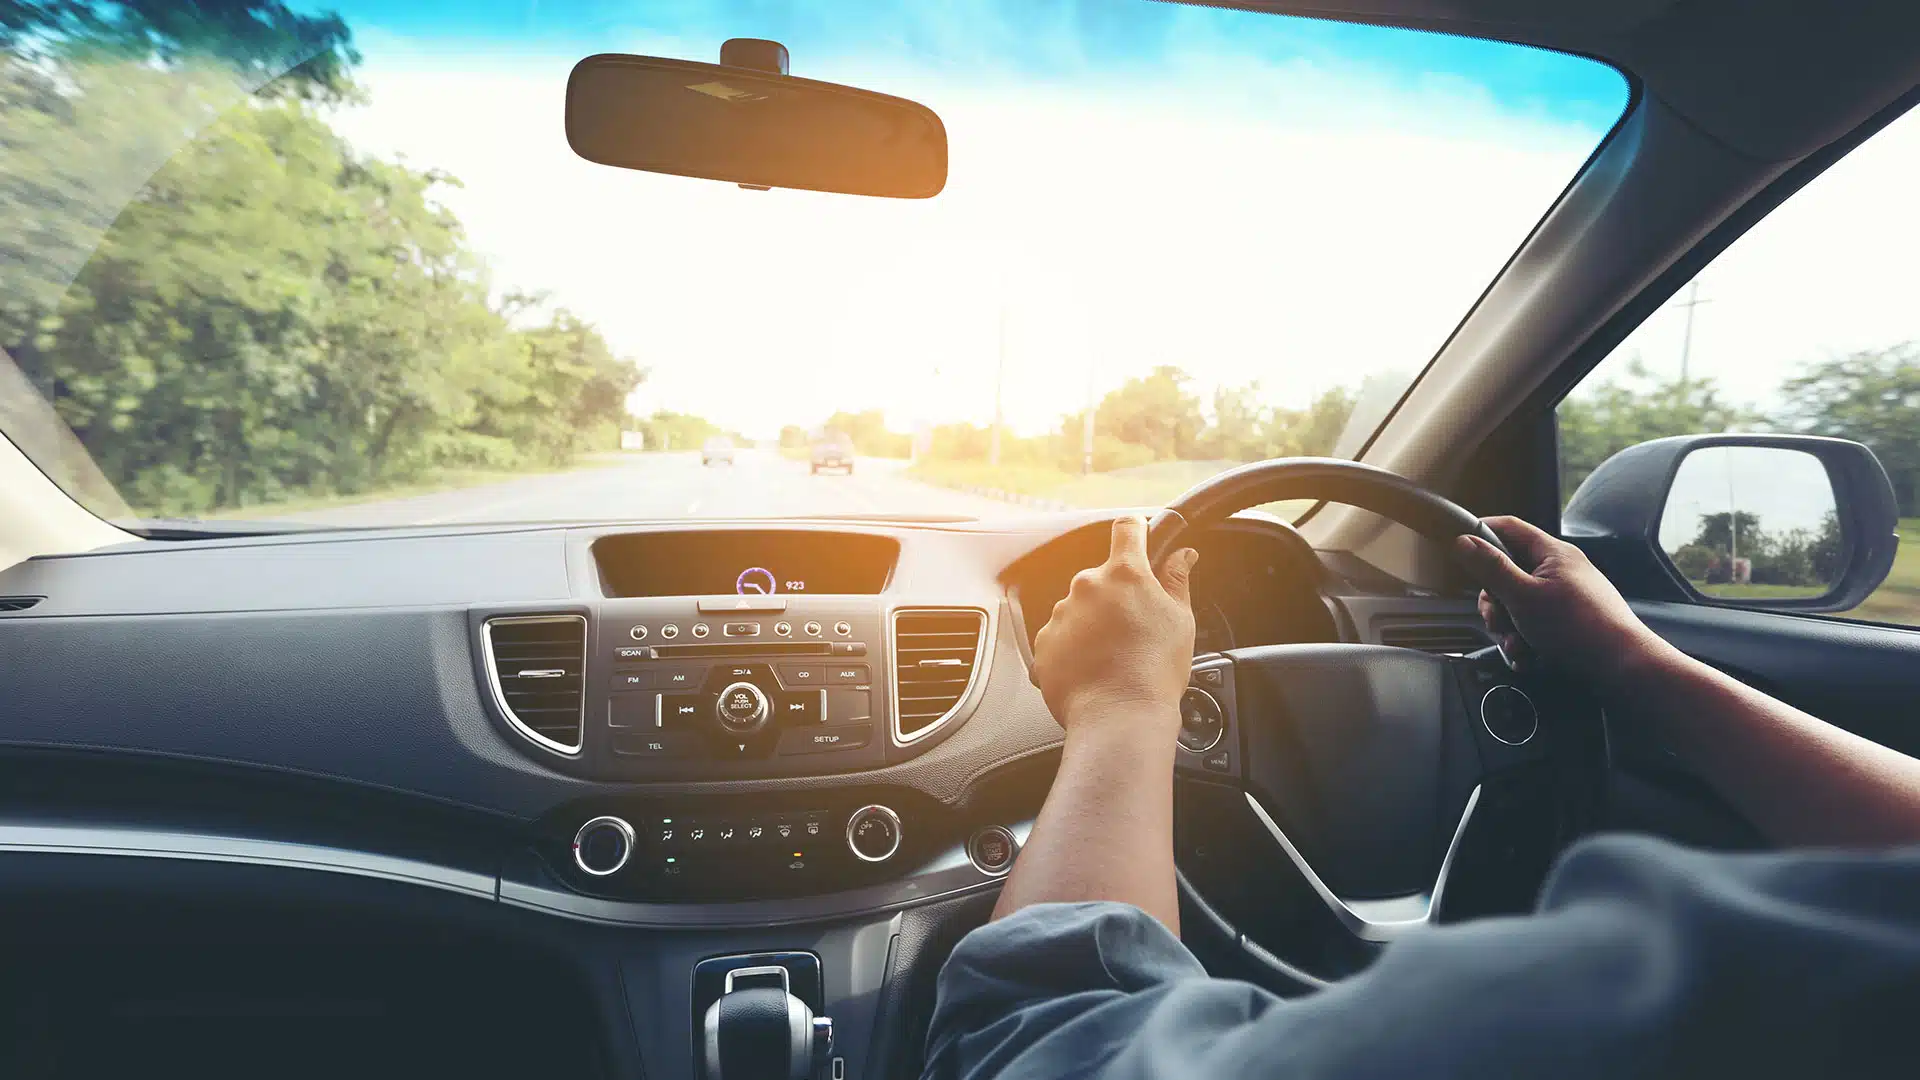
[823,409,910,458]
[1776,343,1920,516]
[1094,365,1204,461]
[1559,358,1754,502]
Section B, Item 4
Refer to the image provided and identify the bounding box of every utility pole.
[1081,359,1097,475]
[1677,280,1712,383]
[990,305,1005,467]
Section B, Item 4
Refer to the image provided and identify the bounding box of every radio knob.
[714,680,771,738]
[846,804,902,863]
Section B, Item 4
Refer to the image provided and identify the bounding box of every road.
[272,451,1012,528]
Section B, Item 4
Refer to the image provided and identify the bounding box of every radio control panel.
[588,597,892,777]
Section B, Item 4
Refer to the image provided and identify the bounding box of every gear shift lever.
[702,965,834,1080]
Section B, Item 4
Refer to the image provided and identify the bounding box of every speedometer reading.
[735,567,777,595]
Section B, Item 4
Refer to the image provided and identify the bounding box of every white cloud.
[329,42,1608,438]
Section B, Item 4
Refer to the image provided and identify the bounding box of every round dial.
[1177,687,1225,754]
[735,567,777,595]
[714,680,771,737]
[846,805,902,863]
[572,816,634,877]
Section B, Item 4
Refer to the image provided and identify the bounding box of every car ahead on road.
[810,433,854,475]
[3,3,1920,1078]
[700,436,734,466]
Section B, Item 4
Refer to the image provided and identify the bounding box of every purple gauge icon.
[735,567,777,595]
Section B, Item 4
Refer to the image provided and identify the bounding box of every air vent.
[483,615,587,755]
[892,609,988,743]
[0,596,43,612]
[1378,622,1491,656]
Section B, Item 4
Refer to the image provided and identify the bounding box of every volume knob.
[715,680,771,738]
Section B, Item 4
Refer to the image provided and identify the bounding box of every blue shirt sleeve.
[923,834,1920,1080]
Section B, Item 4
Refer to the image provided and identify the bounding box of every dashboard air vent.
[892,609,988,743]
[0,596,43,612]
[1378,622,1491,656]
[483,615,587,755]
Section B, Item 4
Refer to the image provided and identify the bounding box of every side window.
[1559,108,1920,628]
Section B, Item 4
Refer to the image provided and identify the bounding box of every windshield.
[0,1,1626,530]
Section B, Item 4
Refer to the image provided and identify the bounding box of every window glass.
[1560,108,1920,627]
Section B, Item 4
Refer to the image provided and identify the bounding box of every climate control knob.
[715,680,771,737]
[573,816,634,877]
[846,804,903,863]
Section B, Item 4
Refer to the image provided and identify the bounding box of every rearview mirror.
[565,53,948,199]
[1564,433,1899,613]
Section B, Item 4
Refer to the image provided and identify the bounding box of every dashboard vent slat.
[892,609,987,742]
[484,615,587,755]
[0,596,43,612]
[1377,623,1491,656]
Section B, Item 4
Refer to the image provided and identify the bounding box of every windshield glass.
[0,1,1626,530]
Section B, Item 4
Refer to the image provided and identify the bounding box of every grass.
[1693,582,1831,599]
[202,454,632,520]
[1843,517,1920,626]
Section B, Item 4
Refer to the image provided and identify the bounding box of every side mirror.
[1563,433,1899,613]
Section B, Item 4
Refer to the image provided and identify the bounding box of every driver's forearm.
[1616,640,1920,847]
[991,713,1181,931]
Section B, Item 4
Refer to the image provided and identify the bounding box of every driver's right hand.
[1454,515,1668,681]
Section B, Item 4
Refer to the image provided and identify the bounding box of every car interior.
[3,2,1920,1079]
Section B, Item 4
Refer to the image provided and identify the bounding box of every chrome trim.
[0,822,497,900]
[1480,685,1539,746]
[724,964,791,994]
[480,614,586,757]
[571,815,635,877]
[0,819,1037,931]
[887,606,993,747]
[716,679,771,735]
[846,804,903,863]
[1244,785,1482,943]
[628,624,648,641]
[966,825,1018,877]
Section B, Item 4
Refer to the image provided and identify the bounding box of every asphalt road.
[273,451,1012,528]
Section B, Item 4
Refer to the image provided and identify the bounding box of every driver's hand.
[1454,515,1664,680]
[1032,516,1200,737]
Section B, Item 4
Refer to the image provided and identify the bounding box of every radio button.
[829,642,867,656]
[774,690,825,724]
[777,663,826,687]
[826,689,872,722]
[777,724,872,755]
[707,662,773,687]
[774,621,793,637]
[609,693,659,728]
[803,621,823,637]
[659,624,679,640]
[834,621,854,637]
[609,671,653,692]
[615,645,652,662]
[723,621,761,637]
[659,693,704,726]
[610,731,694,758]
[655,666,704,690]
[829,663,871,685]
[715,681,771,737]
[690,622,710,639]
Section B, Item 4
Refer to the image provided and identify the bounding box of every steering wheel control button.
[774,691,825,725]
[572,816,635,877]
[834,620,854,637]
[1194,666,1225,688]
[690,621,710,639]
[659,623,680,640]
[804,621,824,637]
[1203,749,1232,773]
[1481,685,1539,746]
[715,681,771,736]
[778,723,872,755]
[1178,687,1226,754]
[778,663,826,687]
[628,624,648,641]
[846,805,903,863]
[967,826,1018,876]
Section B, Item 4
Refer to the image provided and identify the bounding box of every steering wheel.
[1145,459,1607,989]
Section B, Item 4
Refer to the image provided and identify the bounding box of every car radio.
[589,595,892,777]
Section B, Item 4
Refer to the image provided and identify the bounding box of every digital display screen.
[593,531,899,597]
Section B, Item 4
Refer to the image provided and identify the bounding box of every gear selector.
[697,957,834,1080]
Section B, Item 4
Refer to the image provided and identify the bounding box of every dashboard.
[0,510,1476,1078]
